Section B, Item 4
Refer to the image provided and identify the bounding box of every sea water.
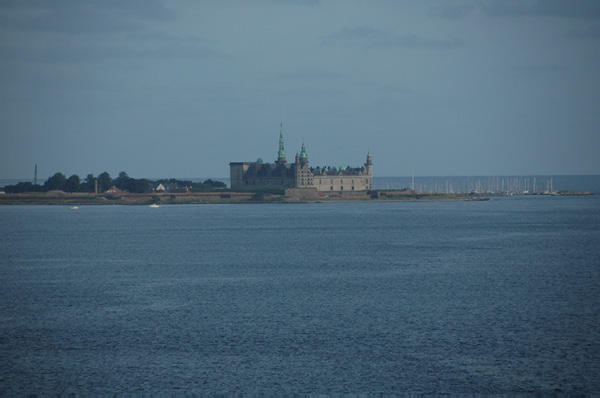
[1,196,599,394]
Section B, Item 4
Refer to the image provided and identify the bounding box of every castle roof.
[300,142,308,159]
[277,124,286,162]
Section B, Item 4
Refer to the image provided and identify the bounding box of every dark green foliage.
[43,172,66,191]
[125,178,151,193]
[4,182,43,193]
[64,175,81,192]
[97,172,112,192]
[156,178,191,187]
[80,174,96,193]
[113,171,130,190]
[203,179,226,188]
[5,172,224,195]
[157,178,227,192]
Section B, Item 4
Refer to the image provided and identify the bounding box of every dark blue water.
[1,197,600,394]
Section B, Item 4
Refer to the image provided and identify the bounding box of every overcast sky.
[1,0,599,179]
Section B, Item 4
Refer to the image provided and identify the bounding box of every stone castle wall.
[229,134,372,192]
[313,175,372,192]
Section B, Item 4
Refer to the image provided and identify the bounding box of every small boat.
[149,204,160,208]
[69,206,79,210]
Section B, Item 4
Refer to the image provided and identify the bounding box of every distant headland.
[1,128,595,204]
[0,168,484,205]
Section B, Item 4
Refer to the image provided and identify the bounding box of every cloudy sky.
[1,0,599,179]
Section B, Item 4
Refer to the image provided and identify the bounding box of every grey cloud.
[376,84,414,96]
[126,31,201,43]
[95,0,176,21]
[0,42,130,64]
[0,40,224,65]
[565,26,600,39]
[334,25,386,41]
[275,86,348,98]
[373,85,416,106]
[370,33,463,50]
[0,0,175,20]
[279,69,344,81]
[508,64,569,78]
[429,5,475,19]
[0,0,175,36]
[325,25,463,50]
[137,42,225,60]
[266,0,321,5]
[483,0,600,19]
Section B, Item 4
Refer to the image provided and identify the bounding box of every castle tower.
[299,142,308,163]
[295,142,313,187]
[364,151,373,190]
[277,124,286,164]
[365,151,373,175]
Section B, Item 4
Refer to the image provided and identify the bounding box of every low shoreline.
[2,189,590,205]
[0,191,469,205]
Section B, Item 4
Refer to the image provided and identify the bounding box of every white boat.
[149,204,160,208]
[69,206,79,210]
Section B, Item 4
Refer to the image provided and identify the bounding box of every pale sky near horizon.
[1,0,599,180]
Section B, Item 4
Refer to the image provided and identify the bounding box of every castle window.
[352,186,355,190]
[330,186,333,191]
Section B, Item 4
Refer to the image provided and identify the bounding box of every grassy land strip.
[0,190,472,205]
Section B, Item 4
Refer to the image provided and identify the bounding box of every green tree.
[97,172,112,192]
[82,174,96,193]
[128,178,151,193]
[4,182,43,193]
[64,174,81,193]
[204,179,226,188]
[43,172,66,191]
[114,171,130,190]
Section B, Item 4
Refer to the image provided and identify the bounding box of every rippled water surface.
[1,197,599,394]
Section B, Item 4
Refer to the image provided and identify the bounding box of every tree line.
[4,171,226,194]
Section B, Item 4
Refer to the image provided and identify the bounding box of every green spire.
[300,141,308,159]
[277,124,286,162]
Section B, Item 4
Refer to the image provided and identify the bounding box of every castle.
[230,127,373,192]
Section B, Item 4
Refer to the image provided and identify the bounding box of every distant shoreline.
[3,175,599,195]
[0,191,472,205]
[1,189,594,206]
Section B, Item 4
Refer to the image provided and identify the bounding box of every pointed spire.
[277,123,286,163]
[300,141,308,159]
[366,151,372,165]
